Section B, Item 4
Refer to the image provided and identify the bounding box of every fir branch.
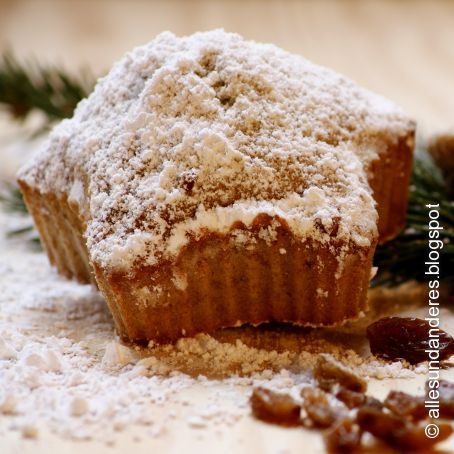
[0,52,95,123]
[0,182,28,213]
[372,152,454,287]
[0,183,40,246]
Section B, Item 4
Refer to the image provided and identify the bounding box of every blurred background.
[0,0,453,164]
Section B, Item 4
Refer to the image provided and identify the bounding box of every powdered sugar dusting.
[18,30,412,271]
[0,212,430,444]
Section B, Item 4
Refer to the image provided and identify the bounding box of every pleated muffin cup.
[93,216,376,344]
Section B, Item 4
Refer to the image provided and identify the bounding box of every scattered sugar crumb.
[0,394,17,415]
[21,422,38,439]
[70,396,89,417]
[187,415,207,428]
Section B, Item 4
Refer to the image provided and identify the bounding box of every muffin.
[18,30,415,343]
[428,130,454,195]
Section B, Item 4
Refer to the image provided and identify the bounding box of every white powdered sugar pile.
[18,29,413,271]
[0,212,428,444]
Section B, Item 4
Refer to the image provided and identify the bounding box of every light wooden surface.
[1,1,454,453]
[0,0,453,134]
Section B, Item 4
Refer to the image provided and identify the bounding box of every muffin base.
[93,219,375,343]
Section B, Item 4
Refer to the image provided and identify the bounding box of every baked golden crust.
[367,132,414,244]
[18,182,94,284]
[428,132,454,195]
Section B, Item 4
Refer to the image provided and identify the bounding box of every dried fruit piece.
[385,381,454,423]
[367,317,454,364]
[301,386,345,428]
[336,387,382,410]
[313,354,367,393]
[384,390,426,421]
[335,388,365,409]
[250,387,301,426]
[389,421,453,451]
[358,406,453,450]
[357,405,407,438]
[325,418,361,453]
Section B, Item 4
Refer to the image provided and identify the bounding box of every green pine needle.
[0,52,96,245]
[372,151,454,287]
[0,183,28,214]
[0,52,94,123]
[0,183,40,247]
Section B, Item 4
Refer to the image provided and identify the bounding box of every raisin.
[387,421,453,451]
[335,388,365,409]
[325,418,361,453]
[384,391,426,421]
[301,386,345,428]
[384,382,454,422]
[357,406,407,438]
[367,317,454,365]
[314,354,367,393]
[357,406,453,451]
[250,387,301,426]
[335,387,382,410]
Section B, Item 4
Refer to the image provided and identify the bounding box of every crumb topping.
[18,30,413,270]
